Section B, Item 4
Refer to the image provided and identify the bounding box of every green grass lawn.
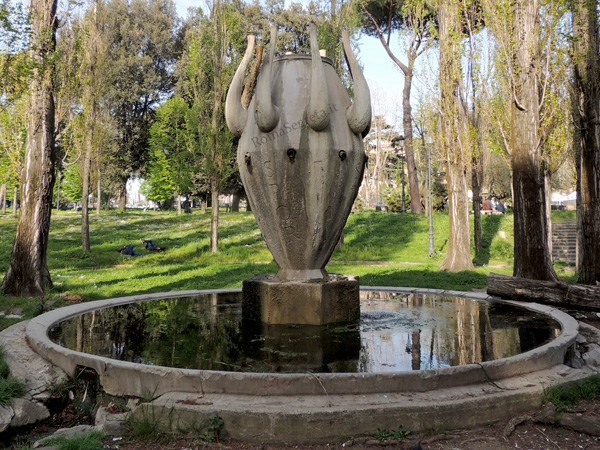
[0,208,577,331]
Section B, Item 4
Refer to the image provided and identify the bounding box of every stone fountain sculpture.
[225,24,371,325]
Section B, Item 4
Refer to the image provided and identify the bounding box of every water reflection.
[49,291,560,374]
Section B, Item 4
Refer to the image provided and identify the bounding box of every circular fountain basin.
[47,290,560,374]
[26,287,583,443]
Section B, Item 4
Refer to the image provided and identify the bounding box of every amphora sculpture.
[226,24,371,325]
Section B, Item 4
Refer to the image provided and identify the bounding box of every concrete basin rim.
[25,286,578,391]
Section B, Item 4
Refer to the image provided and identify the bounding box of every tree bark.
[472,157,483,253]
[487,272,600,311]
[81,114,93,250]
[572,0,600,285]
[96,169,101,215]
[209,0,222,253]
[511,0,556,281]
[81,0,99,252]
[12,186,17,216]
[402,71,422,213]
[439,0,473,271]
[81,141,91,251]
[231,191,241,212]
[544,170,552,255]
[210,182,219,253]
[1,184,6,214]
[118,178,127,211]
[1,0,57,297]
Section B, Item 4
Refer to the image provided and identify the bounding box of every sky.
[172,0,429,128]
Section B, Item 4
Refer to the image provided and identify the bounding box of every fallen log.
[487,272,600,311]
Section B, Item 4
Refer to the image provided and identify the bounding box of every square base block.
[242,273,360,325]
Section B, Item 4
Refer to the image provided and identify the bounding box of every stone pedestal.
[242,273,360,325]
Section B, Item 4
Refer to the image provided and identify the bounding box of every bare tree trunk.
[472,158,483,252]
[573,0,600,285]
[465,9,484,255]
[96,169,101,215]
[1,184,6,214]
[12,186,17,216]
[118,178,127,211]
[81,132,92,251]
[511,0,556,281]
[402,72,422,213]
[361,3,425,214]
[209,0,222,253]
[1,0,57,297]
[177,193,181,215]
[81,0,99,251]
[231,192,241,212]
[55,172,61,211]
[439,0,473,271]
[210,182,219,253]
[545,170,552,256]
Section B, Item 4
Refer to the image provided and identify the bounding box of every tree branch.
[361,2,409,75]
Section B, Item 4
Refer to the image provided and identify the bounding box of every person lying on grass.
[140,238,166,251]
[117,244,141,256]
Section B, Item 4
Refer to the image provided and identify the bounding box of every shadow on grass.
[357,268,489,291]
[473,215,504,266]
[58,261,278,301]
[336,213,425,261]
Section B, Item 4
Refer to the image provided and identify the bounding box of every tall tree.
[438,0,473,271]
[481,0,567,280]
[264,0,320,53]
[508,0,556,280]
[461,0,486,254]
[1,0,58,296]
[572,0,600,285]
[145,96,195,208]
[79,0,107,251]
[177,1,244,252]
[102,0,180,211]
[356,0,436,214]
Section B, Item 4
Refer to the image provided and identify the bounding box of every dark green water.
[48,291,560,373]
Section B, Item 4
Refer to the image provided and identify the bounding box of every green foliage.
[0,345,25,405]
[101,0,181,188]
[198,413,225,442]
[263,0,320,54]
[60,164,83,203]
[0,95,26,189]
[374,425,411,442]
[0,377,25,406]
[543,375,600,412]
[46,379,75,403]
[385,187,408,213]
[128,408,172,443]
[43,431,105,450]
[145,96,192,203]
[0,346,9,379]
[176,2,243,198]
